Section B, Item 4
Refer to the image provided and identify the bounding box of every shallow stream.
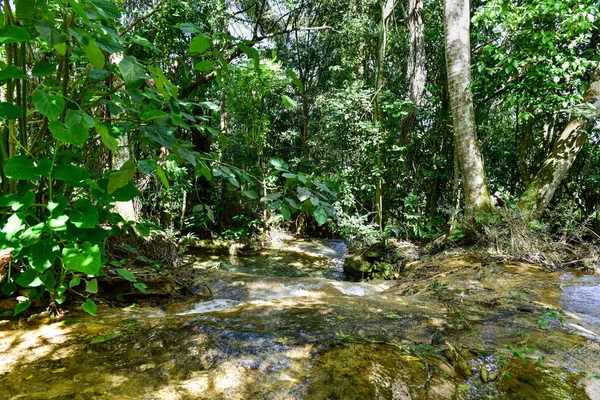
[0,240,599,399]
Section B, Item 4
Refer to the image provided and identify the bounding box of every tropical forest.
[0,0,599,398]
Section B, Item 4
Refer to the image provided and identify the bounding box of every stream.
[0,239,599,399]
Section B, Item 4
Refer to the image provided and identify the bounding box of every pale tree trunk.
[518,62,600,220]
[444,0,494,223]
[374,0,395,232]
[110,52,138,222]
[400,0,426,143]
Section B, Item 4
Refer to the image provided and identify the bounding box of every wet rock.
[343,255,372,275]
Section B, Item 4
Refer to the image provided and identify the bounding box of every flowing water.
[0,240,599,399]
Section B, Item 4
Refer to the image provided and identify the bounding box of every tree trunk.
[374,0,395,232]
[518,62,600,220]
[444,0,494,223]
[400,0,426,143]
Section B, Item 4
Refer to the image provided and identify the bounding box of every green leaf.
[0,66,27,79]
[4,156,40,179]
[141,109,169,121]
[90,0,121,19]
[82,298,97,316]
[32,61,57,77]
[82,39,105,70]
[85,278,98,294]
[281,205,292,221]
[15,269,43,288]
[0,25,29,44]
[64,110,94,146]
[260,192,282,202]
[35,21,64,46]
[282,95,297,110]
[238,43,260,71]
[54,42,67,56]
[53,164,90,187]
[108,160,136,194]
[194,60,214,71]
[0,102,22,120]
[156,165,169,188]
[133,282,148,293]
[110,183,140,202]
[27,238,59,272]
[116,268,137,282]
[91,331,122,343]
[95,122,118,151]
[297,187,311,202]
[312,206,328,226]
[47,214,69,231]
[186,34,211,56]
[19,222,46,247]
[70,199,99,229]
[2,213,24,240]
[1,282,16,296]
[14,300,31,316]
[0,192,34,211]
[32,90,64,120]
[269,157,289,171]
[62,242,102,276]
[144,125,175,148]
[242,190,259,199]
[285,68,304,92]
[69,277,81,288]
[138,159,157,174]
[118,55,145,89]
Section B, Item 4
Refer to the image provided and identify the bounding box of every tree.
[444,0,494,223]
[518,62,600,220]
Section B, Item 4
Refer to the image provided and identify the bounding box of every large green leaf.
[15,269,43,288]
[82,39,105,70]
[95,122,118,151]
[297,186,311,202]
[52,164,90,187]
[31,62,56,77]
[4,156,40,179]
[118,55,145,89]
[186,34,211,56]
[19,222,46,247]
[0,192,34,211]
[35,21,64,46]
[69,199,99,229]
[90,0,121,19]
[0,25,29,44]
[0,66,27,80]
[0,102,22,120]
[28,239,59,272]
[312,206,328,226]
[2,213,24,240]
[62,242,102,275]
[138,159,157,174]
[108,159,136,194]
[32,90,64,120]
[65,110,94,146]
[281,95,297,110]
[144,125,175,148]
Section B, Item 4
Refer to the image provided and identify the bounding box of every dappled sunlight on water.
[1,245,600,398]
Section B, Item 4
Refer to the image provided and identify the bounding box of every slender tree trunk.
[444,0,494,223]
[374,0,395,232]
[400,0,426,143]
[518,62,600,220]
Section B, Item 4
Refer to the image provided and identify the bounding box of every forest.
[0,0,599,398]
